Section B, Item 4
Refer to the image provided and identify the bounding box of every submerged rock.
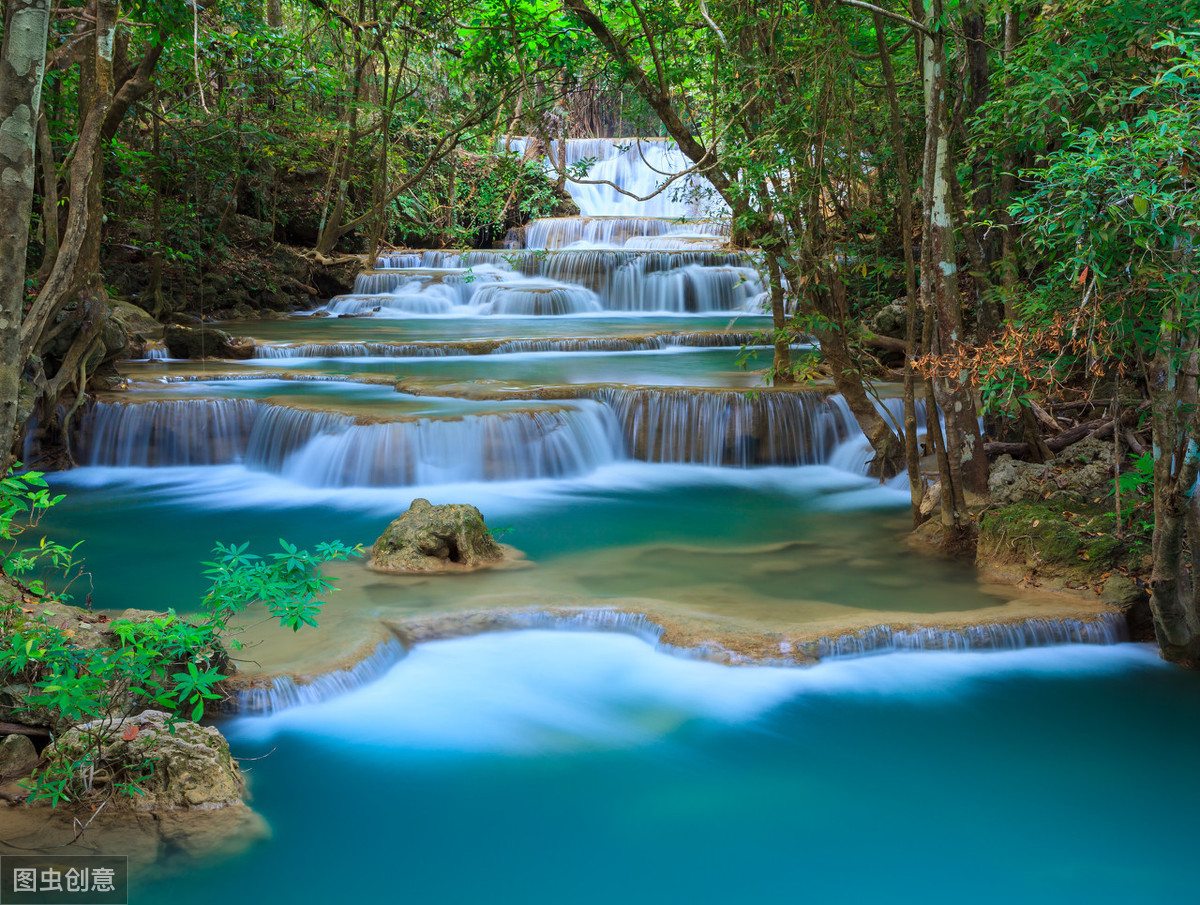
[370,499,505,573]
[43,710,245,810]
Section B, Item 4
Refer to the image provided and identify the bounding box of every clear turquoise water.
[220,314,772,343]
[132,635,1200,905]
[29,183,1197,905]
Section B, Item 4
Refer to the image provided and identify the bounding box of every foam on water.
[229,630,1165,754]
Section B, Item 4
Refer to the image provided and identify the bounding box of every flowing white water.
[229,630,1164,753]
[509,137,724,219]
[77,388,863,479]
[79,399,623,485]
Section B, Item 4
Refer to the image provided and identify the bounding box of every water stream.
[16,137,1197,903]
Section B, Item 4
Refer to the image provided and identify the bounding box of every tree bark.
[875,12,923,522]
[919,0,988,542]
[1147,304,1200,666]
[0,0,51,464]
[766,254,794,385]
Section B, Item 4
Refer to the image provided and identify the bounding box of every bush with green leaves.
[0,466,361,807]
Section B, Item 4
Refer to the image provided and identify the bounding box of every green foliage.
[0,466,81,600]
[1118,452,1156,496]
[0,468,362,806]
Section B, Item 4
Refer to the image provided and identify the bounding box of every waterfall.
[815,613,1129,658]
[253,333,763,359]
[518,217,728,251]
[591,388,857,466]
[233,638,407,715]
[79,399,262,466]
[509,137,723,218]
[78,399,622,486]
[470,281,603,316]
[277,403,621,486]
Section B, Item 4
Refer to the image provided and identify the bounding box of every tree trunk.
[875,12,923,523]
[267,0,284,28]
[765,254,793,385]
[920,0,988,542]
[1147,306,1200,666]
[0,0,51,464]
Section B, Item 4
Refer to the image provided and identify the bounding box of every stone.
[164,325,254,360]
[370,498,505,573]
[43,710,245,811]
[1102,574,1154,640]
[872,301,908,339]
[0,734,38,779]
[107,298,160,338]
[988,436,1118,505]
[919,480,942,520]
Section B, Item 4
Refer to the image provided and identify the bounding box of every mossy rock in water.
[370,499,505,573]
[43,710,245,810]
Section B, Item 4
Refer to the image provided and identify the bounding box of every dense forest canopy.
[1,0,1199,665]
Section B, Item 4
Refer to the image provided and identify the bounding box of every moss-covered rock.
[370,498,505,573]
[43,710,245,810]
[975,499,1152,637]
[976,501,1127,580]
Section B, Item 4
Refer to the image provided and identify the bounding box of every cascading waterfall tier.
[346,249,764,315]
[252,331,764,359]
[815,613,1129,658]
[228,609,1133,715]
[78,399,621,485]
[233,639,407,715]
[590,387,856,466]
[506,137,724,219]
[514,217,728,251]
[76,387,860,481]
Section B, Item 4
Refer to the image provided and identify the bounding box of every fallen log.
[984,404,1148,459]
[0,721,50,738]
[859,331,908,355]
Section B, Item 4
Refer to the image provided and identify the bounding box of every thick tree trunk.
[0,0,51,464]
[267,0,284,28]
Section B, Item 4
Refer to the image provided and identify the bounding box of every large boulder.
[164,325,254,360]
[42,710,245,810]
[370,499,505,573]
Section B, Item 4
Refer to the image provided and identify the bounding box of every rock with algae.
[42,710,245,810]
[370,498,505,573]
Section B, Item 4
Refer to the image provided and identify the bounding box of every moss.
[977,500,1142,582]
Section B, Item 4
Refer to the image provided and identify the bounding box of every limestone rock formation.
[44,710,246,810]
[988,436,1116,505]
[164,325,254,360]
[370,498,505,573]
